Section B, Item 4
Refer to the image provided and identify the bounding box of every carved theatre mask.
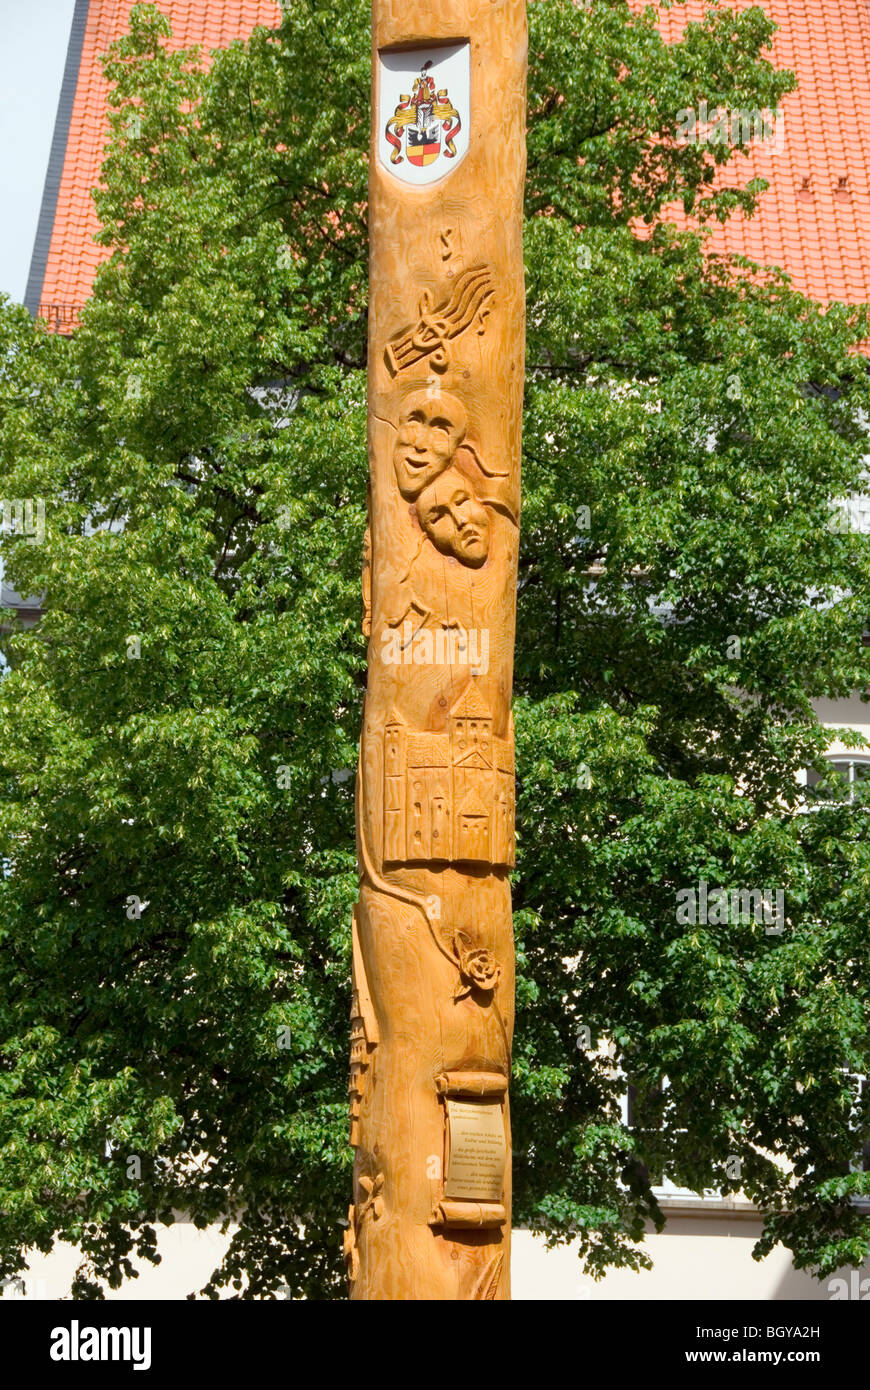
[415,466,490,568]
[393,389,467,500]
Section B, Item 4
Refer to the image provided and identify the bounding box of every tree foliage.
[1,0,869,1297]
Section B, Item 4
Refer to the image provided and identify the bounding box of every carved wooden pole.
[347,0,526,1301]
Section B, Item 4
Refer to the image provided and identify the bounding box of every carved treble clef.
[384,265,496,376]
[410,289,452,372]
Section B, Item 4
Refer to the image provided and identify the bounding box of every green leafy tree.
[1,0,869,1298]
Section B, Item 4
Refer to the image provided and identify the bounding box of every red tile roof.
[30,1,870,328]
[642,0,870,307]
[33,0,282,330]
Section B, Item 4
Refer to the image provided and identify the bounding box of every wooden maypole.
[347,0,527,1300]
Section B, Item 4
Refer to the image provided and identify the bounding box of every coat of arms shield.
[378,42,470,185]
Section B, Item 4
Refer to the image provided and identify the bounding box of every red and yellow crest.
[385,63,462,169]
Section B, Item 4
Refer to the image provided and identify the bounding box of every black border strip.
[23,0,91,317]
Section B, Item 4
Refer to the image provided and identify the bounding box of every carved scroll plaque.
[444,1099,507,1202]
[351,0,527,1301]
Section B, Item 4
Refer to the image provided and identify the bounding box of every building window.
[805,757,870,804]
[844,1072,870,1175]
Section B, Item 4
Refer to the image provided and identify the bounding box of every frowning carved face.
[416,467,490,567]
[393,391,467,500]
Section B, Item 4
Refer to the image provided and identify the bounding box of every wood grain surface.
[349,0,527,1301]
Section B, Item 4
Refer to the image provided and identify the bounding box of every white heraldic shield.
[378,42,470,186]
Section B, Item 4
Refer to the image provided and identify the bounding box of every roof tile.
[36,0,281,328]
[637,0,870,308]
[35,1,870,326]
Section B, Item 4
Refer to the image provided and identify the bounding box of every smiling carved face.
[393,391,467,500]
[415,467,490,568]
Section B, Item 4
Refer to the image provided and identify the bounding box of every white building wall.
[5,1218,868,1301]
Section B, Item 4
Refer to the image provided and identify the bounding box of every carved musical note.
[385,266,495,376]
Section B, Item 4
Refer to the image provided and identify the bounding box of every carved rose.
[454,933,500,997]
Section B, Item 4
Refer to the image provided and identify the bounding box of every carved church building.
[383,686,514,866]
